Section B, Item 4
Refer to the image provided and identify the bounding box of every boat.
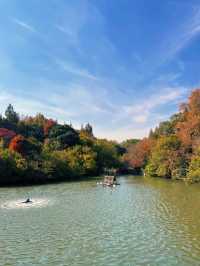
[96,168,120,187]
[103,175,120,186]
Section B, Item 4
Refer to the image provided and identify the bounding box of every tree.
[79,129,94,147]
[84,123,93,136]
[20,122,44,141]
[123,138,154,169]
[9,135,41,157]
[176,89,200,148]
[5,104,19,124]
[94,139,121,172]
[0,149,28,182]
[44,119,56,136]
[23,113,47,127]
[145,136,187,179]
[49,124,79,148]
[187,153,200,183]
[9,135,25,154]
[121,139,140,148]
[65,145,97,176]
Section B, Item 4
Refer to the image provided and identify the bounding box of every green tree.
[5,104,19,124]
[65,145,97,176]
[94,139,121,172]
[187,148,200,183]
[145,136,187,179]
[49,124,79,148]
[0,149,28,183]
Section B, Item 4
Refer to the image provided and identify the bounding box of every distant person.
[22,198,32,204]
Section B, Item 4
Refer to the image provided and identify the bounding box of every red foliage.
[176,89,200,147]
[9,135,25,154]
[0,128,16,139]
[125,138,154,168]
[43,119,56,136]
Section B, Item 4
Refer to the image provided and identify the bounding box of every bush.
[145,136,186,179]
[0,149,28,183]
[64,145,97,176]
[187,155,200,183]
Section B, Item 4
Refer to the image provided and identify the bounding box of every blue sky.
[0,0,200,141]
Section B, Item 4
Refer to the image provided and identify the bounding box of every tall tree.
[5,104,19,124]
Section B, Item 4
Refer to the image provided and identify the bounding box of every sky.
[0,0,200,141]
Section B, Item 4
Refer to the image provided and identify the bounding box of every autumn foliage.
[9,135,25,154]
[176,89,200,148]
[0,105,122,184]
[124,138,154,168]
[124,88,200,182]
[43,119,56,136]
[0,128,16,139]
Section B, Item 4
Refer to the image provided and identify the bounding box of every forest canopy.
[0,105,123,185]
[123,88,200,183]
[1,88,200,185]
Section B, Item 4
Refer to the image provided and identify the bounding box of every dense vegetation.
[123,89,200,183]
[0,105,123,185]
[2,88,200,185]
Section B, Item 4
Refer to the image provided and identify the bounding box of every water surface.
[0,176,200,266]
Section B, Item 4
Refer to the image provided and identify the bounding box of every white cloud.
[96,87,187,141]
[121,87,187,124]
[55,25,80,47]
[56,25,74,36]
[0,90,74,120]
[94,125,151,142]
[0,81,112,124]
[167,7,200,59]
[56,60,99,80]
[0,84,190,142]
[125,88,185,113]
[12,18,36,33]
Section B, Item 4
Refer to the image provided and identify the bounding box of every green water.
[0,176,200,266]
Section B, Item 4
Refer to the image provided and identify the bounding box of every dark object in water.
[22,198,32,204]
[102,175,120,186]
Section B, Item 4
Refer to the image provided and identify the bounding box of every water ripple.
[0,198,50,209]
[0,177,200,265]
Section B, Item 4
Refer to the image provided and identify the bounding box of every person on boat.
[22,198,32,204]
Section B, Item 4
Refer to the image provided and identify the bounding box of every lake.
[0,176,200,266]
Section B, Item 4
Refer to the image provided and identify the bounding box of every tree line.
[123,88,200,183]
[0,105,123,185]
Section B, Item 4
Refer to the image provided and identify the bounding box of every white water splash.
[1,198,50,209]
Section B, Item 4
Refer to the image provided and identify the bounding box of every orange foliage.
[176,89,200,147]
[9,135,25,154]
[124,138,154,168]
[188,89,200,115]
[44,119,56,136]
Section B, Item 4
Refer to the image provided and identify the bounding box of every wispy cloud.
[55,24,80,47]
[12,18,37,33]
[167,7,200,59]
[94,125,151,142]
[122,87,187,124]
[56,59,99,80]
[2,1,198,142]
[56,25,76,39]
[0,84,190,142]
[0,90,74,121]
[0,81,112,124]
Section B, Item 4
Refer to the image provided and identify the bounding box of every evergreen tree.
[5,104,19,124]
